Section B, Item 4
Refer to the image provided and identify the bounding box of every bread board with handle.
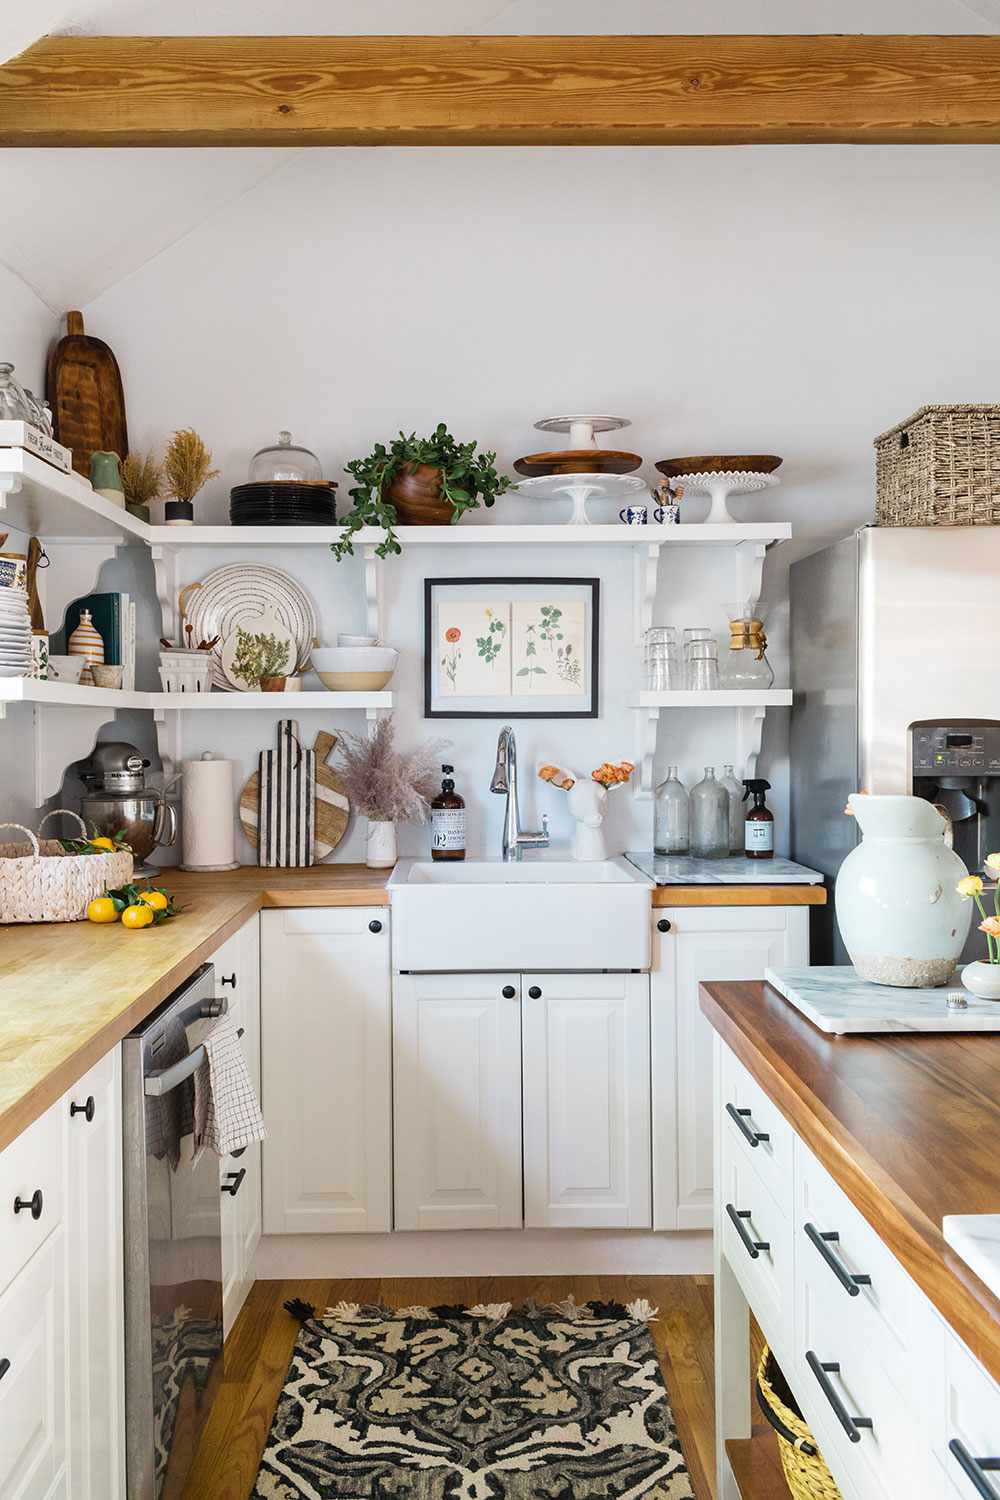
[240,727,349,861]
[46,310,128,478]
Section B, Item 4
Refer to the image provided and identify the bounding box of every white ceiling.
[1,0,997,315]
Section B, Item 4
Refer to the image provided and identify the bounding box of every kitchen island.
[703,976,1000,1500]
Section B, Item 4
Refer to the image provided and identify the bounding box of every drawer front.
[0,1229,68,1499]
[796,1252,939,1500]
[796,1141,910,1381]
[938,1330,1000,1500]
[721,1045,793,1216]
[0,1099,65,1296]
[720,1130,792,1344]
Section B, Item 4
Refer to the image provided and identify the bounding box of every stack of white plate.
[0,588,32,677]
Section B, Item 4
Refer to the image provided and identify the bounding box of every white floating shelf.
[0,678,393,716]
[144,521,792,548]
[629,689,793,709]
[0,450,154,543]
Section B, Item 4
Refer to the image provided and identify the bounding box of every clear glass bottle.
[689,766,729,859]
[721,600,775,689]
[654,766,689,854]
[249,430,323,483]
[719,764,744,853]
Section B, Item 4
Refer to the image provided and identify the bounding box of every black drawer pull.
[368,919,383,933]
[70,1095,96,1123]
[221,973,237,987]
[657,918,671,933]
[725,1203,770,1259]
[13,1189,43,1220]
[726,1102,770,1148]
[502,985,516,999]
[950,1439,1000,1499]
[804,1222,872,1297]
[805,1350,873,1443]
[222,1168,247,1197]
[0,1358,9,1381]
[528,985,542,999]
[237,1026,245,1039]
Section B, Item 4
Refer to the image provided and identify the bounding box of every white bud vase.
[365,817,397,870]
[961,960,1000,1000]
[835,794,971,987]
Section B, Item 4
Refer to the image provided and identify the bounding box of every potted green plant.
[332,423,512,560]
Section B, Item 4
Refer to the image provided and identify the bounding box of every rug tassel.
[284,1297,316,1324]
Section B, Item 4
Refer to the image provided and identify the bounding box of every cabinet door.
[652,906,809,1231]
[0,1230,68,1500]
[65,1048,124,1500]
[221,917,261,1339]
[261,907,391,1234]
[522,972,651,1229]
[393,973,522,1231]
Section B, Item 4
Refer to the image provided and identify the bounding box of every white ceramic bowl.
[310,645,398,692]
[338,633,379,648]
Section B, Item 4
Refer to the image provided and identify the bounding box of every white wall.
[74,143,1000,859]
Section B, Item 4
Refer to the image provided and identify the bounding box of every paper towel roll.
[180,753,239,871]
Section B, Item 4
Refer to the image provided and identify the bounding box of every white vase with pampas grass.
[336,719,445,870]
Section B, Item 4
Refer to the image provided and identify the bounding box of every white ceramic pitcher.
[835,794,971,987]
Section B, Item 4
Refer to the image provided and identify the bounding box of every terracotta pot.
[387,464,455,525]
[260,676,287,692]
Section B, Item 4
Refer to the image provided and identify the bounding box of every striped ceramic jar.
[67,608,104,686]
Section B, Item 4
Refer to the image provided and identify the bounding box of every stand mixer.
[77,742,177,873]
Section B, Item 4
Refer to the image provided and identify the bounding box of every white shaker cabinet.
[261,907,392,1234]
[651,905,809,1231]
[0,1230,68,1500]
[65,1048,125,1500]
[393,972,523,1231]
[215,916,262,1339]
[522,972,651,1229]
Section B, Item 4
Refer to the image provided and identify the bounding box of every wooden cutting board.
[46,311,128,478]
[240,728,349,861]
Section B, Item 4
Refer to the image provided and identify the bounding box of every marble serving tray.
[943,1216,1000,1300]
[626,852,823,885]
[765,965,1000,1035]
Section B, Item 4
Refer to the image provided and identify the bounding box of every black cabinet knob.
[528,985,542,999]
[222,1168,247,1197]
[70,1096,96,1123]
[13,1189,43,1220]
[0,1358,9,1382]
[657,918,672,933]
[221,973,237,988]
[369,919,383,933]
[502,985,516,999]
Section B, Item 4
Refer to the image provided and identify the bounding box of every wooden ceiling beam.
[3,34,1000,148]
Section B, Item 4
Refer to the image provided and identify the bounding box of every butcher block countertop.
[701,977,1000,1387]
[0,862,822,1158]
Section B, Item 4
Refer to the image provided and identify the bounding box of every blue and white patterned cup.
[619,505,648,526]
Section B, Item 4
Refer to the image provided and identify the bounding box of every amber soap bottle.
[742,778,774,860]
[431,765,466,861]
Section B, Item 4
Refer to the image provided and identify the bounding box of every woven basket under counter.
[755,1346,843,1500]
[875,404,1000,526]
[0,809,133,924]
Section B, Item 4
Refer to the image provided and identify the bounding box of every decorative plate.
[182,564,319,692]
[514,449,643,477]
[220,611,297,691]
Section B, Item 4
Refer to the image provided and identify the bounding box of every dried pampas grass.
[119,450,162,509]
[336,718,446,823]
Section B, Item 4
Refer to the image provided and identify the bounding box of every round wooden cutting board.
[240,728,349,859]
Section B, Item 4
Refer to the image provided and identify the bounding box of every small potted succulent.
[336,717,445,868]
[162,427,219,525]
[333,423,511,560]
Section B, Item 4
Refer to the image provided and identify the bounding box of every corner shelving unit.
[0,450,794,798]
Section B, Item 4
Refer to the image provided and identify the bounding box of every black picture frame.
[423,576,600,719]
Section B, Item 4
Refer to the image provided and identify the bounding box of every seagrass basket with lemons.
[0,809,134,924]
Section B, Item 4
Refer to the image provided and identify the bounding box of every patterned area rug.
[252,1297,694,1499]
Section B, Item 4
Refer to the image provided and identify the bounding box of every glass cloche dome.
[248,430,323,483]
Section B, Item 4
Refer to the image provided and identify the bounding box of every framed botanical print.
[424,577,599,718]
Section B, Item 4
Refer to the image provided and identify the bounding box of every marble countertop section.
[943,1217,1000,1302]
[626,852,824,885]
[766,964,1000,1035]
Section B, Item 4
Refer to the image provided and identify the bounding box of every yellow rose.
[958,875,985,897]
[986,853,1000,879]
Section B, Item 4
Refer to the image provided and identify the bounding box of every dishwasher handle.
[144,996,229,1097]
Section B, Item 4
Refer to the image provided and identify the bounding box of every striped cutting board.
[240,728,349,862]
[255,720,315,868]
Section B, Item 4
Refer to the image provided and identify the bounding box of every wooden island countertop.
[701,977,1000,1387]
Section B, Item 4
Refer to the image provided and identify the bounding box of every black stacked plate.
[230,481,338,527]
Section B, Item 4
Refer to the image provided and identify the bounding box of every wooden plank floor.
[182,1274,722,1500]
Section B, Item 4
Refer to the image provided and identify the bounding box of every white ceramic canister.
[835,794,971,987]
[365,817,397,870]
[961,960,1000,1000]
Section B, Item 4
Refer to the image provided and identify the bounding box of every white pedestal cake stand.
[513,471,648,526]
[672,470,780,524]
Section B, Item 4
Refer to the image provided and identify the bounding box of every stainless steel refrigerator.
[790,525,1000,962]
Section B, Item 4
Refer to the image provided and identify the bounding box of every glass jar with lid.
[0,363,33,426]
[249,431,323,483]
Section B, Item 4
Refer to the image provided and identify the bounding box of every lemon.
[90,837,116,852]
[139,890,169,911]
[121,904,154,929]
[86,896,118,924]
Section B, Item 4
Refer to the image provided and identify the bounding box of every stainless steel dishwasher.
[123,962,225,1500]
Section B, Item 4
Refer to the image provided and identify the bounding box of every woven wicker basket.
[0,809,133,924]
[875,404,1000,526]
[756,1345,843,1500]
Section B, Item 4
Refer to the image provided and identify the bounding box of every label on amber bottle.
[745,821,774,853]
[432,808,466,852]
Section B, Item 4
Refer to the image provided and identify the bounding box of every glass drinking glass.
[689,766,730,858]
[654,766,689,853]
[687,639,720,691]
[645,626,681,690]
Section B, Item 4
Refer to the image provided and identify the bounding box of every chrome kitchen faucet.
[490,724,549,861]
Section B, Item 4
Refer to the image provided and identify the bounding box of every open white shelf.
[0,450,154,543]
[0,677,393,717]
[144,521,793,548]
[629,689,793,709]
